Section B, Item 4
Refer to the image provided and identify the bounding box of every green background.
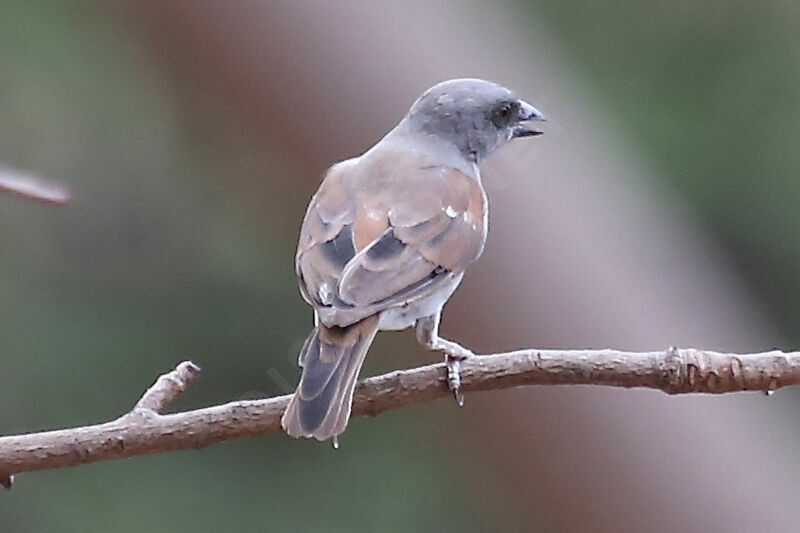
[1,1,798,531]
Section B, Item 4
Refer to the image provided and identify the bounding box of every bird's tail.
[281,316,379,441]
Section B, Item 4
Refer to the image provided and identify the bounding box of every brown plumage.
[281,78,545,442]
[297,151,486,325]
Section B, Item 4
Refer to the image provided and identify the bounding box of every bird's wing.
[296,154,486,326]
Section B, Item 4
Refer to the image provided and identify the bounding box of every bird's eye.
[492,103,515,127]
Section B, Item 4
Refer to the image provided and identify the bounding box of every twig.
[132,361,201,413]
[1,346,799,488]
[0,167,71,205]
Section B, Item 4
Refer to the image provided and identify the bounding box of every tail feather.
[281,316,379,441]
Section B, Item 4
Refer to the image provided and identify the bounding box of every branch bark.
[0,167,71,205]
[2,346,798,488]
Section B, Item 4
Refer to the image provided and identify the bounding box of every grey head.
[399,78,545,163]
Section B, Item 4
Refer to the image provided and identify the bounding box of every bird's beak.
[512,100,546,138]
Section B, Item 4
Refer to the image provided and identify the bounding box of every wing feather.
[296,152,486,327]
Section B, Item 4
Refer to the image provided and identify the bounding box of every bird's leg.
[416,314,473,406]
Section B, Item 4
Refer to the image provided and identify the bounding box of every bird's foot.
[415,315,473,406]
[446,355,466,406]
[432,339,473,407]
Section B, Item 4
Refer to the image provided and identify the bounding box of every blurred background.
[1,1,799,531]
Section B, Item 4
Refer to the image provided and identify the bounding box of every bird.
[281,78,545,444]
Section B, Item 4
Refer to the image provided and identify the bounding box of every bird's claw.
[446,355,466,407]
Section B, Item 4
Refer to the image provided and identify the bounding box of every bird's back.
[296,148,487,329]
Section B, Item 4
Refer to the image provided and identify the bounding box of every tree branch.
[132,361,201,413]
[0,167,71,205]
[2,346,799,488]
